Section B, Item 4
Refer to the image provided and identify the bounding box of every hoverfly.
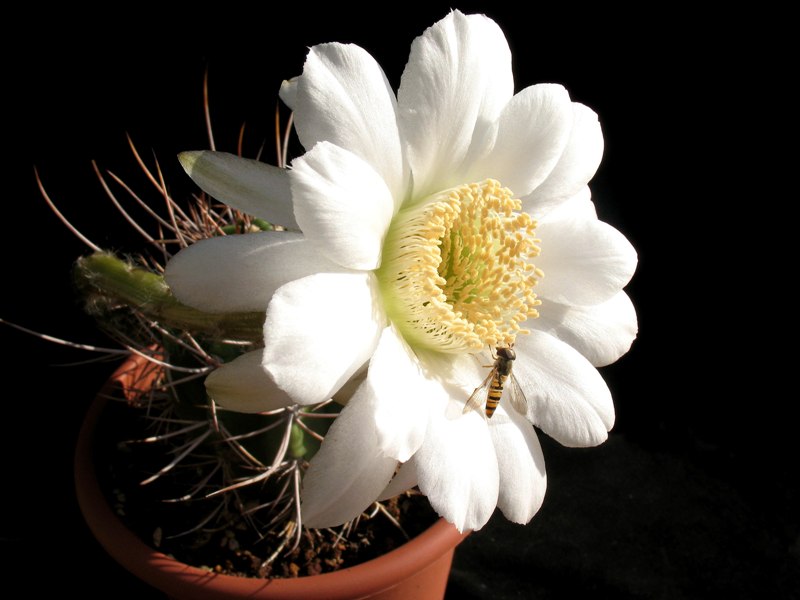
[463,346,528,419]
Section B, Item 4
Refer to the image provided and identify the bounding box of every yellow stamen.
[378,179,541,353]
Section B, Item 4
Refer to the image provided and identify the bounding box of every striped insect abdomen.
[485,372,508,418]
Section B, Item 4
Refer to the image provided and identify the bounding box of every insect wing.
[463,369,495,415]
[505,373,529,417]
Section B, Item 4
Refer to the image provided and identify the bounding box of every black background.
[2,3,795,598]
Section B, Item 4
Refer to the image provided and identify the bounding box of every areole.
[74,355,469,600]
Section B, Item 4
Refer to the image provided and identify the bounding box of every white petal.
[301,389,398,528]
[422,350,491,419]
[514,330,614,447]
[541,186,597,221]
[468,84,574,199]
[378,460,419,501]
[179,151,296,229]
[290,142,395,270]
[524,103,605,214]
[488,409,547,524]
[263,272,385,405]
[165,233,344,312]
[331,366,366,407]
[534,291,638,367]
[398,10,513,199]
[534,208,638,306]
[413,402,499,532]
[279,77,298,109]
[369,326,440,462]
[205,350,294,413]
[293,43,406,202]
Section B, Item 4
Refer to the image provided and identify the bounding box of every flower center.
[377,179,542,353]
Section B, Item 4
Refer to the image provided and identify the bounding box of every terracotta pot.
[75,356,469,600]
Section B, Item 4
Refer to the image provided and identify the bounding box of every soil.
[92,398,439,579]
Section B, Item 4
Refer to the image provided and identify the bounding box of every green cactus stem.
[289,422,308,459]
[74,252,264,341]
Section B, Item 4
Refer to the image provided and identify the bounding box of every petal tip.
[178,150,202,175]
[279,77,298,109]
